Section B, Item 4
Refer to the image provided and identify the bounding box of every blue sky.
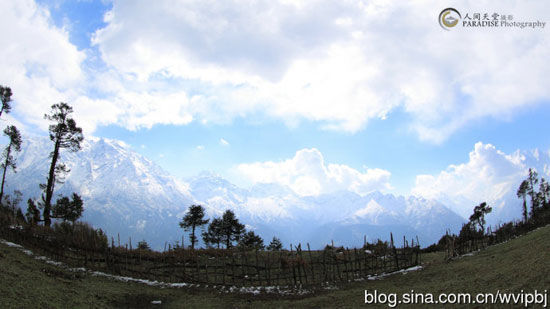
[1,0,550,200]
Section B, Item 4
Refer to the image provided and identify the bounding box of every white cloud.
[196,145,205,151]
[237,148,392,196]
[0,0,86,132]
[3,1,550,142]
[87,0,550,141]
[411,142,550,218]
[219,138,230,146]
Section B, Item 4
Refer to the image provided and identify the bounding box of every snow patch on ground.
[0,238,313,295]
[354,265,423,281]
[0,240,22,248]
[1,238,425,296]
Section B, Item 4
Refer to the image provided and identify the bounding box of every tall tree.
[25,199,40,226]
[0,85,12,118]
[220,210,245,249]
[41,103,83,227]
[0,125,22,204]
[52,193,84,223]
[539,178,549,209]
[458,222,477,241]
[527,168,539,216]
[2,190,22,224]
[137,240,151,251]
[469,202,492,234]
[517,180,529,222]
[266,237,283,251]
[202,217,223,248]
[238,231,264,250]
[180,204,209,249]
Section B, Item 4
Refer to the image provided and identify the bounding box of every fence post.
[255,250,261,286]
[335,249,341,281]
[266,250,271,286]
[205,255,209,285]
[391,233,398,271]
[322,248,327,282]
[297,244,306,284]
[278,250,285,286]
[182,246,186,281]
[344,248,350,282]
[290,245,297,286]
[231,253,236,285]
[307,243,315,284]
[354,248,360,279]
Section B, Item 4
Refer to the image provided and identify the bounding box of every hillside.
[1,224,549,308]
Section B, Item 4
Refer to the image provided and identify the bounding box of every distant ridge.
[5,135,465,249]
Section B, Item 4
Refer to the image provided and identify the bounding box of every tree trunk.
[0,143,11,204]
[191,225,196,250]
[44,140,60,227]
[523,195,528,222]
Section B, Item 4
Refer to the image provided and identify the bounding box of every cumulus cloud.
[411,142,550,218]
[237,148,392,196]
[88,0,550,141]
[3,1,550,142]
[0,0,85,131]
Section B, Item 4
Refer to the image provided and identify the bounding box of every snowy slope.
[5,135,466,249]
[4,135,195,249]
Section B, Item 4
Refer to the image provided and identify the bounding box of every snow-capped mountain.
[186,174,465,247]
[4,135,195,249]
[4,135,466,249]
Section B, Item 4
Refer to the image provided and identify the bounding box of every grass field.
[1,225,549,308]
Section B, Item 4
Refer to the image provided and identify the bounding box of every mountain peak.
[6,135,465,250]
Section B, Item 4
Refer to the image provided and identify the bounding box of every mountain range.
[4,135,475,250]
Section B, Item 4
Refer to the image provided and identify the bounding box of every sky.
[1,0,549,203]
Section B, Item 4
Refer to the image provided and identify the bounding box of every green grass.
[1,225,549,308]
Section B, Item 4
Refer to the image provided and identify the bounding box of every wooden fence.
[1,227,420,287]
[445,217,550,259]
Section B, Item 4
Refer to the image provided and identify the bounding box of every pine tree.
[458,222,478,241]
[0,85,12,118]
[517,180,529,222]
[202,217,223,248]
[539,178,549,210]
[15,207,26,225]
[137,240,151,251]
[468,202,492,234]
[527,168,539,217]
[52,193,84,223]
[41,103,83,227]
[0,125,22,204]
[266,237,283,251]
[25,199,41,226]
[180,204,209,249]
[238,231,264,250]
[2,190,22,224]
[220,210,245,249]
